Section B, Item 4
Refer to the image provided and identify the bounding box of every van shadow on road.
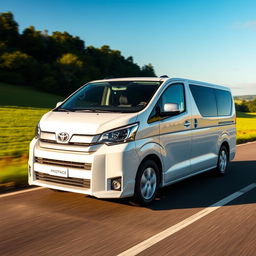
[101,161,256,210]
[150,160,256,210]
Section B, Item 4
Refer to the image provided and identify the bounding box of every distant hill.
[234,95,256,101]
[0,82,64,108]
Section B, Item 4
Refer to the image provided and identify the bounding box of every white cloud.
[232,21,256,29]
[229,83,256,96]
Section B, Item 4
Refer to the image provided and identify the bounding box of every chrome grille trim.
[35,157,92,170]
[35,171,90,188]
[40,131,56,141]
[39,139,92,147]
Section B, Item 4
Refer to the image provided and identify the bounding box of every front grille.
[40,139,92,147]
[35,157,91,170]
[35,171,90,188]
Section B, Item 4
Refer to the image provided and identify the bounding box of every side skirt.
[162,165,217,187]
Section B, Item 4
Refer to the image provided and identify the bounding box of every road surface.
[0,142,255,256]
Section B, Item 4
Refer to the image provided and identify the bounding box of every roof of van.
[90,77,230,91]
[91,77,165,83]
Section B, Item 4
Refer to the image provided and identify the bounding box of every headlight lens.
[35,123,41,138]
[98,123,139,145]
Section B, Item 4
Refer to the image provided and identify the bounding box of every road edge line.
[237,140,256,147]
[118,183,256,256]
[0,187,44,198]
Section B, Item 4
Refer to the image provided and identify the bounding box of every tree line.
[0,12,156,96]
[235,99,256,113]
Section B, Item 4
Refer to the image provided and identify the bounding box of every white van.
[28,77,236,205]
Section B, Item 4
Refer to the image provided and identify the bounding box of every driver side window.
[160,83,185,113]
[147,83,185,123]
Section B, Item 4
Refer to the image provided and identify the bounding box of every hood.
[39,110,138,135]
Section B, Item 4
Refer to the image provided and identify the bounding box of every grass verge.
[0,82,63,108]
[236,112,256,144]
[0,163,28,192]
[0,106,49,157]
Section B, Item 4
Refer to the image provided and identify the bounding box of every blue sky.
[1,0,256,95]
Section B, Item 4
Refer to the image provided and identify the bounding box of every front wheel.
[215,145,229,176]
[133,160,160,206]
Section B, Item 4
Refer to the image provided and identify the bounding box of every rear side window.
[189,84,217,117]
[215,89,232,116]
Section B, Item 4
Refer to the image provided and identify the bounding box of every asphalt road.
[0,142,255,256]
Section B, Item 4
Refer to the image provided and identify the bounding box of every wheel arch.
[220,140,230,160]
[138,154,163,187]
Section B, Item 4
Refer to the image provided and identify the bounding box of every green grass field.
[0,106,49,157]
[0,82,63,108]
[0,82,62,190]
[0,82,256,190]
[236,112,256,143]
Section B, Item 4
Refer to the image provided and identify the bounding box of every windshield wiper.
[74,109,114,113]
[56,108,74,112]
[57,108,131,113]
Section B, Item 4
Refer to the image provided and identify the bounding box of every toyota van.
[28,77,236,205]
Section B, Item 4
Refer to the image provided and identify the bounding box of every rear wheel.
[133,160,160,206]
[215,145,229,176]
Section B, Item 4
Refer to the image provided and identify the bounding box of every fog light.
[111,177,121,191]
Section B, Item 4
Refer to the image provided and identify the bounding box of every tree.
[52,31,85,57]
[0,51,39,84]
[0,11,157,96]
[141,63,156,77]
[57,53,83,67]
[56,53,83,94]
[0,41,7,54]
[0,12,19,50]
[247,99,256,112]
[20,26,48,62]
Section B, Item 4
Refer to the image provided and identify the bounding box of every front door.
[159,83,192,184]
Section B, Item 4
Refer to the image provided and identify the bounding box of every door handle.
[194,118,198,128]
[184,120,191,127]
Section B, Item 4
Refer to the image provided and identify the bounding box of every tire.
[214,145,229,176]
[133,159,160,206]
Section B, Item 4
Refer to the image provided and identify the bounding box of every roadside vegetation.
[236,112,256,144]
[0,106,49,158]
[235,98,256,113]
[0,83,58,191]
[0,106,48,191]
[0,11,156,99]
[0,82,63,108]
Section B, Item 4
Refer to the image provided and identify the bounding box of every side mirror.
[56,101,63,108]
[160,103,180,116]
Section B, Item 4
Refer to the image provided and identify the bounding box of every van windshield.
[57,81,161,113]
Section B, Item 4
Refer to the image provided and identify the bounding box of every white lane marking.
[118,183,256,256]
[0,187,44,198]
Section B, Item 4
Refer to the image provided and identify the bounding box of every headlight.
[98,123,139,145]
[35,123,41,138]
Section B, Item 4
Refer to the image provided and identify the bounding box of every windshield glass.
[57,81,161,113]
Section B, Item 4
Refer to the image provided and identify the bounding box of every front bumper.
[28,138,140,198]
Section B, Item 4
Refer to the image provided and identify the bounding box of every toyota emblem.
[57,132,69,142]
